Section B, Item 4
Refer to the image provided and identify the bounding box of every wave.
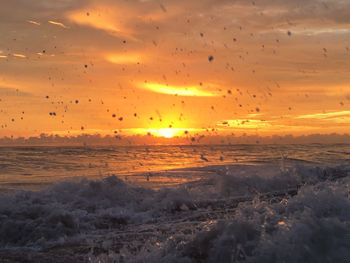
[0,163,349,262]
[143,179,350,263]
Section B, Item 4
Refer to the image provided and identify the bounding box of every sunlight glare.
[156,128,177,138]
[140,83,217,97]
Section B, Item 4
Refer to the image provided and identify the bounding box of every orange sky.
[0,0,349,140]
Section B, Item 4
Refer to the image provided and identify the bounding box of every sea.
[0,144,350,262]
[0,144,349,191]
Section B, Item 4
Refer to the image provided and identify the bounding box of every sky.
[0,0,349,141]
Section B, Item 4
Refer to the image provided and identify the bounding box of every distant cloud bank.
[0,133,349,146]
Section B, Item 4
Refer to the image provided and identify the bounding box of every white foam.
[0,163,349,262]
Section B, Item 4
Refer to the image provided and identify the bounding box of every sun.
[156,128,178,138]
[125,128,201,138]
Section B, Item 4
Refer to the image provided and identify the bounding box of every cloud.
[138,82,219,97]
[0,0,349,137]
[296,111,350,124]
[296,110,350,119]
[0,86,32,97]
[12,54,27,58]
[48,20,69,28]
[64,2,161,39]
[106,53,145,64]
[214,117,334,134]
[27,20,41,26]
[66,6,125,35]
[218,119,269,128]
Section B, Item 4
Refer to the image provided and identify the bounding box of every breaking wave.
[0,163,349,262]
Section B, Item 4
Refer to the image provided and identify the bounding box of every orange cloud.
[295,110,350,124]
[139,83,219,97]
[27,20,41,26]
[106,53,144,64]
[48,20,68,28]
[296,110,350,120]
[13,53,27,58]
[217,119,273,129]
[66,5,133,38]
[65,2,169,40]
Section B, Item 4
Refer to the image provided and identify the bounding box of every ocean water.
[0,144,350,262]
[0,144,349,191]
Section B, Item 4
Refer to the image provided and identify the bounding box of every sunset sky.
[0,0,349,140]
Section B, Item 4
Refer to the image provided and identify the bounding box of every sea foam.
[0,163,349,262]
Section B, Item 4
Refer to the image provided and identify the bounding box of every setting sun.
[1,1,350,262]
[156,128,177,138]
